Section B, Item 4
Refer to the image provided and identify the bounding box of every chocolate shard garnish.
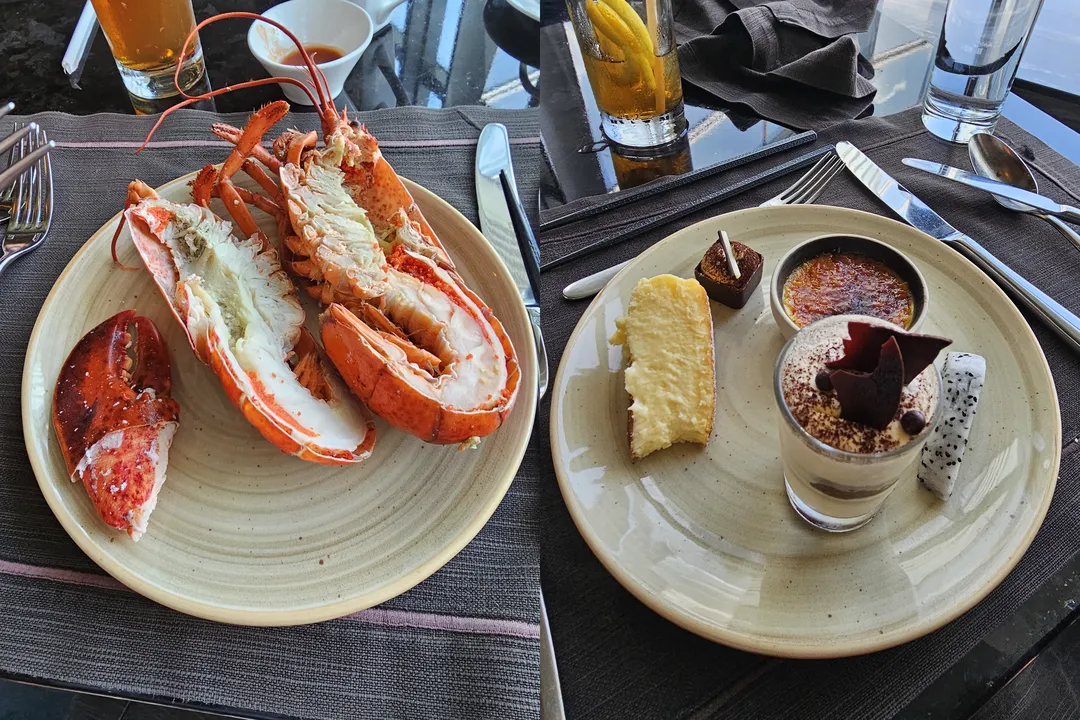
[830,337,905,431]
[826,321,951,385]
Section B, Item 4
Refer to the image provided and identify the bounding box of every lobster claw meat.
[52,310,180,541]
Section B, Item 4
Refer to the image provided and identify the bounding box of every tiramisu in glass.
[774,315,947,531]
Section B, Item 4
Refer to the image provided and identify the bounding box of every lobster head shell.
[53,310,180,539]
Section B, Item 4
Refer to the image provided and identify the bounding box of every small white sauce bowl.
[247,0,375,106]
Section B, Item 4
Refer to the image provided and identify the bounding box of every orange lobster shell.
[53,310,180,539]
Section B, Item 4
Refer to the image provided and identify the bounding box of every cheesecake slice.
[610,275,716,459]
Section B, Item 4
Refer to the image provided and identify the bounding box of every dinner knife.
[902,158,1080,223]
[837,141,1080,354]
[476,123,548,398]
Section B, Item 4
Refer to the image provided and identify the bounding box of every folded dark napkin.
[0,107,541,720]
[539,106,1080,719]
[674,0,878,129]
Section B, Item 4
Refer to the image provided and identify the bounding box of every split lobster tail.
[121,180,376,465]
[53,310,180,540]
[321,300,519,444]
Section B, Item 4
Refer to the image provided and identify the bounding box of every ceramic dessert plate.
[23,171,536,626]
[550,204,1060,658]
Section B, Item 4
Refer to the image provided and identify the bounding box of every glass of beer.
[89,0,207,114]
[567,0,686,147]
[609,134,692,189]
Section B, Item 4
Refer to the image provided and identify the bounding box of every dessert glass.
[774,315,941,532]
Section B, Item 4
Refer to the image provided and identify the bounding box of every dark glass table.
[0,0,537,718]
[2,0,538,115]
[539,2,1080,719]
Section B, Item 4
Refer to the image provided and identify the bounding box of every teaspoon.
[968,132,1080,252]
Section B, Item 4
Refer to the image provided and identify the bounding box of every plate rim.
[549,204,1061,658]
[23,170,537,626]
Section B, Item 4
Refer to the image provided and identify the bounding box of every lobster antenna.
[139,77,321,151]
[141,12,341,150]
[171,13,332,111]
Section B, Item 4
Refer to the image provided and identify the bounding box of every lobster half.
[211,109,522,445]
[120,181,377,464]
[53,311,180,540]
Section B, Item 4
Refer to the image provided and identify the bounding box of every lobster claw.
[52,310,180,540]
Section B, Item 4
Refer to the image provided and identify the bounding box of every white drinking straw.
[61,2,100,89]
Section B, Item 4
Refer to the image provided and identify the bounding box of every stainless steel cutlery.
[0,121,54,278]
[902,157,1080,223]
[476,123,549,398]
[838,141,1080,354]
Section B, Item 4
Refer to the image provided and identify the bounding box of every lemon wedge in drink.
[585,0,657,91]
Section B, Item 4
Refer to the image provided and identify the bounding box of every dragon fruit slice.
[917,352,986,500]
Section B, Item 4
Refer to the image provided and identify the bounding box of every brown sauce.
[782,253,914,329]
[280,45,344,66]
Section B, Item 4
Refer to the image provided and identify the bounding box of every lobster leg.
[201,102,292,247]
[231,186,284,217]
[211,123,282,173]
[241,159,284,203]
[191,165,217,208]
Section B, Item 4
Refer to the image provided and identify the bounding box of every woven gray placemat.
[0,106,541,720]
[539,106,1080,720]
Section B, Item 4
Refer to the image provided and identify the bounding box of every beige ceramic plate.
[24,171,536,625]
[551,205,1060,658]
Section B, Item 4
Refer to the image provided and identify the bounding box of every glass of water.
[922,0,1045,143]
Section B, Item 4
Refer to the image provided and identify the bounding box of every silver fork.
[0,119,42,224]
[757,151,844,207]
[561,150,846,300]
[0,124,54,277]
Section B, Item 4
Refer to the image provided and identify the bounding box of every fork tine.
[779,153,837,203]
[786,154,844,205]
[42,130,53,227]
[34,127,50,227]
[29,127,42,226]
[0,102,14,122]
[0,122,35,157]
[775,153,832,202]
[797,155,846,205]
[0,127,20,205]
[0,138,52,205]
[13,132,30,227]
[13,127,37,229]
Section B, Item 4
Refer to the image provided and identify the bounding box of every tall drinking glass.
[922,0,1045,143]
[89,0,207,114]
[566,0,686,147]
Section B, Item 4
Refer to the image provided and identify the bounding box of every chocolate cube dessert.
[694,236,763,309]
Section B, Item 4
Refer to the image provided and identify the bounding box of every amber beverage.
[568,0,686,147]
[580,45,682,121]
[609,135,691,189]
[89,0,207,112]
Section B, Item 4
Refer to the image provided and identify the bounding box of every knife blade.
[902,158,1080,222]
[476,123,548,398]
[836,141,1080,354]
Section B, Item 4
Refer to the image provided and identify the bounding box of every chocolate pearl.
[901,410,926,435]
[814,369,833,392]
